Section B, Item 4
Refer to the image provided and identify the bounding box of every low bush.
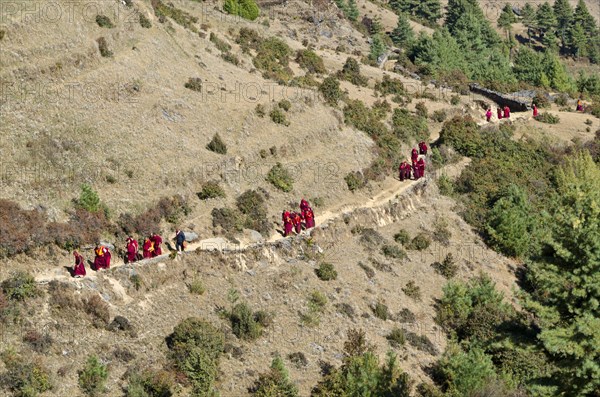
[554,93,569,106]
[223,0,259,21]
[438,115,482,158]
[253,37,293,83]
[266,163,294,192]
[393,229,410,245]
[278,99,292,111]
[450,95,461,105]
[337,57,368,86]
[431,253,459,279]
[415,101,428,118]
[358,261,375,278]
[1,271,38,301]
[392,108,429,143]
[23,330,53,353]
[345,171,366,191]
[296,49,326,74]
[185,77,203,92]
[387,328,406,348]
[236,189,270,233]
[402,281,421,301]
[211,207,244,234]
[255,103,266,117]
[188,279,205,295]
[372,301,389,320]
[249,356,299,396]
[230,302,263,340]
[209,32,231,52]
[197,181,226,200]
[431,109,447,122]
[152,0,198,30]
[270,108,290,126]
[432,217,451,245]
[206,133,227,154]
[357,228,384,248]
[301,291,327,327]
[95,15,114,28]
[406,233,431,251]
[78,355,108,397]
[319,76,343,106]
[315,263,337,281]
[222,52,240,65]
[1,351,53,397]
[532,91,550,108]
[288,352,308,368]
[381,244,406,259]
[125,369,174,397]
[236,27,262,52]
[396,308,416,323]
[535,112,560,124]
[254,310,274,328]
[166,317,224,362]
[405,331,437,354]
[437,175,454,196]
[375,74,405,97]
[335,303,356,319]
[96,37,112,57]
[139,13,152,28]
[84,295,110,328]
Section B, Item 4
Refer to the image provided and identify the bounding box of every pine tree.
[552,0,572,49]
[521,3,537,43]
[346,0,359,21]
[568,0,598,58]
[524,152,600,395]
[497,4,517,40]
[369,34,387,64]
[416,0,441,24]
[535,2,557,37]
[391,13,414,48]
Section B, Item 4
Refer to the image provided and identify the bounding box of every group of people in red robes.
[398,141,427,181]
[71,233,165,278]
[486,106,511,122]
[282,199,316,237]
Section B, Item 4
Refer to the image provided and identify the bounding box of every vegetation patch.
[206,133,227,154]
[197,181,226,200]
[296,49,326,74]
[315,263,337,281]
[223,0,259,21]
[402,281,421,301]
[95,15,114,28]
[266,163,294,192]
[185,77,203,92]
[151,0,198,30]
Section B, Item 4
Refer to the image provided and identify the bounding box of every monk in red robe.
[126,236,138,263]
[150,233,162,257]
[486,108,492,122]
[532,104,538,118]
[300,199,310,213]
[398,162,405,181]
[142,237,153,259]
[304,207,315,229]
[282,211,293,237]
[419,141,428,155]
[403,161,411,180]
[73,251,86,278]
[411,148,419,164]
[292,212,303,234]
[497,107,503,120]
[503,106,510,118]
[94,245,111,270]
[417,158,425,178]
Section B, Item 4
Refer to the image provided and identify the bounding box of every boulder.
[184,231,199,242]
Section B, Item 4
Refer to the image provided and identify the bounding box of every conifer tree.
[552,0,572,48]
[391,13,414,48]
[535,2,557,38]
[346,0,359,21]
[521,3,537,43]
[497,4,517,40]
[416,0,441,24]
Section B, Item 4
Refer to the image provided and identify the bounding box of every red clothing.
[151,235,162,257]
[283,212,293,236]
[413,162,420,179]
[533,105,538,117]
[142,238,153,259]
[292,212,302,234]
[399,163,405,181]
[94,246,111,270]
[300,200,309,212]
[73,253,86,277]
[503,106,510,118]
[419,141,428,155]
[126,238,138,263]
[417,158,425,178]
[497,108,503,119]
[304,209,315,229]
[486,110,492,122]
[411,148,419,164]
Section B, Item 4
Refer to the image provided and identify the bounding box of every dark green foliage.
[237,27,263,52]
[288,352,308,368]
[344,99,389,138]
[95,15,114,28]
[438,115,482,158]
[231,302,263,340]
[402,281,421,301]
[450,95,460,105]
[250,356,299,396]
[346,0,359,21]
[432,217,451,245]
[406,233,431,251]
[266,163,294,192]
[393,229,410,245]
[315,263,337,281]
[151,0,198,30]
[535,112,560,124]
[319,76,343,107]
[278,99,291,111]
[78,355,108,396]
[415,102,428,118]
[0,30,5,41]
[197,181,226,200]
[372,301,389,320]
[236,189,271,236]
[1,271,37,301]
[188,279,205,295]
[390,0,441,23]
[253,37,293,83]
[296,49,326,74]
[255,104,266,117]
[369,34,387,64]
[222,52,240,65]
[185,77,203,92]
[431,109,447,122]
[535,2,557,36]
[497,4,516,38]
[77,183,101,213]
[375,75,405,98]
[431,253,458,279]
[345,171,366,191]
[223,0,259,20]
[206,133,227,154]
[387,328,406,348]
[390,13,414,47]
[381,244,406,259]
[125,369,174,397]
[391,108,429,143]
[405,331,438,354]
[270,108,290,126]
[209,32,231,52]
[338,57,368,86]
[1,351,52,397]
[139,13,152,28]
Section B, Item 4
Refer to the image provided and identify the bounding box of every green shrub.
[532,91,550,108]
[288,352,308,368]
[437,174,454,196]
[450,95,460,105]
[255,104,266,117]
[185,77,202,92]
[236,190,271,236]
[125,369,174,397]
[431,253,458,279]
[301,291,327,327]
[266,163,294,192]
[254,310,274,328]
[402,281,421,301]
[209,32,231,52]
[1,271,37,301]
[237,27,262,52]
[432,217,451,245]
[188,279,205,295]
[183,347,218,396]
[345,171,366,191]
[95,15,114,28]
[270,108,290,126]
[337,57,368,86]
[372,301,389,320]
[223,0,259,20]
[344,99,389,138]
[406,233,431,251]
[206,133,227,154]
[387,328,406,348]
[278,99,292,111]
[231,302,263,340]
[78,355,108,397]
[249,356,299,396]
[392,108,428,143]
[393,229,410,245]
[139,13,152,28]
[315,263,337,281]
[77,183,101,213]
[438,115,482,158]
[381,244,407,259]
[197,181,226,200]
[167,317,224,362]
[296,49,326,74]
[375,74,405,96]
[436,344,498,396]
[415,101,428,118]
[152,0,198,30]
[222,52,240,65]
[431,109,447,122]
[358,261,375,278]
[309,290,328,310]
[416,382,444,397]
[319,76,343,106]
[253,37,293,83]
[2,353,52,396]
[96,37,112,57]
[554,93,568,106]
[405,331,437,354]
[535,112,560,124]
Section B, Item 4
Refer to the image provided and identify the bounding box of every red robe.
[533,106,538,117]
[300,200,309,212]
[142,239,153,259]
[411,148,419,164]
[486,110,492,122]
[126,239,138,263]
[73,253,86,277]
[417,158,425,178]
[292,213,302,234]
[94,246,111,270]
[503,106,510,118]
[404,162,411,180]
[283,212,293,237]
[399,163,405,181]
[497,108,503,119]
[151,235,162,257]
[419,142,428,155]
[304,209,315,229]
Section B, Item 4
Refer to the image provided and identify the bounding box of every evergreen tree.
[497,3,517,40]
[409,29,469,77]
[369,34,387,64]
[346,0,359,21]
[250,356,299,396]
[542,51,572,91]
[568,0,598,58]
[513,46,544,85]
[521,3,537,43]
[552,0,572,49]
[390,13,414,48]
[524,152,600,395]
[416,0,441,23]
[535,2,557,37]
[334,0,347,13]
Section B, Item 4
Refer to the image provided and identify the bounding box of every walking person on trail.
[497,107,503,120]
[282,210,293,237]
[399,162,406,181]
[417,157,426,178]
[292,212,303,234]
[486,108,492,122]
[304,207,315,229]
[532,104,538,118]
[300,199,310,213]
[175,229,186,253]
[150,233,162,257]
[73,250,86,278]
[126,236,138,263]
[503,105,510,119]
[419,141,428,155]
[403,160,412,180]
[142,237,153,259]
[93,244,111,270]
[411,148,419,164]
[576,99,583,112]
